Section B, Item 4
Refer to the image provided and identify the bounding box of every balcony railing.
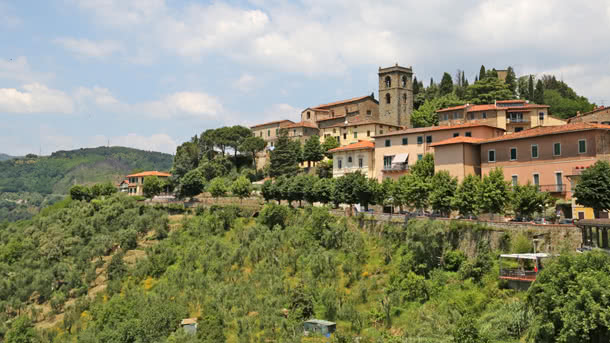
[507,118,529,123]
[499,269,538,282]
[382,164,410,172]
[537,184,567,193]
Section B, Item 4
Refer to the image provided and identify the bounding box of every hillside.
[0,196,607,342]
[0,146,173,195]
[0,154,17,162]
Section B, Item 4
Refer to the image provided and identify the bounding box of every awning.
[392,153,409,164]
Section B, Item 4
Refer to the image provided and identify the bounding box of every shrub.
[119,229,138,250]
[258,203,290,230]
[443,249,467,272]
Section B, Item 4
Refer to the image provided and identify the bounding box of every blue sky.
[1,0,610,155]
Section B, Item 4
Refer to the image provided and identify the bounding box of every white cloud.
[54,38,122,58]
[74,86,119,106]
[136,92,223,119]
[90,133,177,154]
[241,103,300,126]
[233,73,258,92]
[0,83,74,114]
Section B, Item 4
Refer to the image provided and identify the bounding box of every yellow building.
[328,140,375,178]
[320,120,402,147]
[126,171,171,196]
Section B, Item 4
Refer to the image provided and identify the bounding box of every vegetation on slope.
[0,154,18,162]
[1,196,606,343]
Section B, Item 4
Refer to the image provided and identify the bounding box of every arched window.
[402,75,407,87]
[385,76,391,87]
[402,94,407,103]
[385,93,391,104]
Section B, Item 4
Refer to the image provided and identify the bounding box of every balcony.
[506,118,530,123]
[537,184,567,193]
[382,164,410,172]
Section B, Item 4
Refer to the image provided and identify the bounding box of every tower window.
[385,93,391,104]
[401,75,407,87]
[385,76,391,87]
[366,110,372,116]
[402,94,407,103]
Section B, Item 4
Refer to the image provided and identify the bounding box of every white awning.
[392,153,409,164]
[500,253,550,260]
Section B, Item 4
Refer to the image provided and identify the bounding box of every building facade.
[328,141,375,178]
[430,137,485,182]
[320,120,402,147]
[378,65,414,128]
[567,106,610,124]
[126,171,171,196]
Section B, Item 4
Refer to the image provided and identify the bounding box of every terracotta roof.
[375,122,504,138]
[250,119,294,129]
[506,104,549,111]
[126,171,171,178]
[312,95,374,109]
[181,318,198,325]
[284,121,319,129]
[481,123,610,144]
[326,120,402,129]
[327,140,374,153]
[496,99,526,104]
[316,115,347,122]
[436,104,469,113]
[467,104,497,112]
[429,136,485,147]
[567,106,608,122]
[302,107,329,112]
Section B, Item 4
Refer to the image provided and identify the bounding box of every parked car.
[558,218,574,225]
[509,217,532,223]
[533,218,549,225]
[456,214,478,220]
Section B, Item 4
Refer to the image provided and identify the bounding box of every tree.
[396,174,430,211]
[510,183,550,219]
[302,135,324,168]
[528,75,535,102]
[69,185,92,202]
[429,171,457,216]
[410,153,435,179]
[178,168,205,198]
[479,168,510,217]
[452,174,481,216]
[107,251,126,281]
[5,315,37,343]
[199,156,232,181]
[240,136,266,169]
[352,173,378,211]
[505,66,517,95]
[465,77,514,104]
[410,94,465,128]
[439,72,453,96]
[527,251,610,343]
[312,177,334,205]
[230,176,251,201]
[227,125,252,158]
[269,130,300,177]
[479,65,486,81]
[412,76,420,95]
[302,174,319,205]
[534,79,545,104]
[261,179,274,202]
[143,176,163,198]
[574,160,610,218]
[208,177,229,199]
[453,315,489,343]
[321,136,339,159]
[172,139,200,179]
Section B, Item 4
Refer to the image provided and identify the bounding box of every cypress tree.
[439,72,454,96]
[269,130,300,177]
[534,79,545,104]
[528,75,535,101]
[505,66,517,95]
[479,65,486,81]
[413,76,420,95]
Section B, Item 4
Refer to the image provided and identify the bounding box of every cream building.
[328,140,375,178]
[437,100,565,133]
[126,171,171,196]
[320,120,402,147]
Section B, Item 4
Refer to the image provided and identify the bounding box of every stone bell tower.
[378,64,414,127]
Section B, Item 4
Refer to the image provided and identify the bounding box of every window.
[426,135,432,143]
[539,112,545,121]
[468,113,475,120]
[367,130,371,137]
[343,133,347,140]
[417,154,423,160]
[338,159,342,169]
[402,94,407,103]
[385,139,391,147]
[454,112,463,119]
[533,173,540,186]
[383,156,393,168]
[417,136,423,144]
[556,172,563,192]
[578,139,586,153]
[385,76,391,87]
[267,129,270,137]
[366,110,372,116]
[401,75,407,87]
[332,128,336,134]
[385,93,391,104]
[379,130,384,134]
[510,148,517,161]
[442,113,449,121]
[515,127,523,132]
[293,129,296,135]
[354,132,358,139]
[259,132,262,137]
[488,149,496,162]
[271,142,274,147]
[275,128,279,135]
[512,175,518,187]
[358,158,363,168]
[553,143,561,156]
[465,131,472,137]
[482,112,487,119]
[348,156,353,163]
[402,137,408,145]
[453,133,459,137]
[307,111,311,119]
[531,144,538,158]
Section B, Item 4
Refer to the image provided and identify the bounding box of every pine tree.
[534,80,545,104]
[479,65,486,81]
[269,130,300,177]
[528,75,535,101]
[439,72,454,96]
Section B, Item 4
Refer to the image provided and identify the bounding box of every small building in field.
[125,171,171,196]
[304,319,336,336]
[180,318,198,334]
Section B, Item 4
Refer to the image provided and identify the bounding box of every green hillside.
[0,196,607,342]
[0,146,173,195]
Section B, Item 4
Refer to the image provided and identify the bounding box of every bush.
[119,229,138,250]
[258,203,290,229]
[443,249,466,272]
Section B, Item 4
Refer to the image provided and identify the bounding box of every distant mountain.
[0,153,17,161]
[0,146,173,194]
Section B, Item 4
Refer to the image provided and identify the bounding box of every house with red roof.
[125,171,171,196]
[327,140,376,178]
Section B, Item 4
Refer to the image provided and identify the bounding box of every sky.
[1,0,610,155]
